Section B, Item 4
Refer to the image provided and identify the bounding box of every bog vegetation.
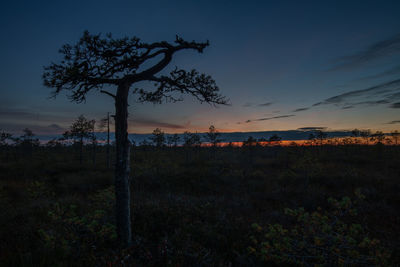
[0,127,399,266]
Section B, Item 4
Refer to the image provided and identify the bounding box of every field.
[0,144,399,266]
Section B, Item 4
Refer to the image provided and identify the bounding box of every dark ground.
[0,143,399,266]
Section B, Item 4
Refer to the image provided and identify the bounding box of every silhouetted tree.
[242,136,257,147]
[360,130,371,145]
[268,134,282,146]
[45,138,64,148]
[370,131,385,144]
[0,130,12,146]
[390,130,400,145]
[139,139,151,147]
[206,125,222,147]
[351,129,361,137]
[63,115,95,164]
[167,133,180,147]
[43,31,227,247]
[308,133,316,146]
[315,130,327,146]
[183,131,202,162]
[183,131,201,147]
[17,128,40,156]
[150,128,165,147]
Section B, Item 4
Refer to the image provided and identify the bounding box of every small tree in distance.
[315,130,327,146]
[206,125,222,147]
[167,133,180,147]
[183,131,201,147]
[0,130,12,146]
[391,130,400,145]
[268,134,282,146]
[360,130,371,145]
[150,128,166,147]
[43,31,227,247]
[17,128,40,156]
[63,115,95,164]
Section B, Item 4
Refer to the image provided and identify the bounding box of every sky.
[1,0,400,135]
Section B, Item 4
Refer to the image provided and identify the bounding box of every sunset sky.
[1,0,400,135]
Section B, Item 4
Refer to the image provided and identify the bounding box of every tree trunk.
[114,83,132,247]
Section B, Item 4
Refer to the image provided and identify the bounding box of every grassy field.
[0,144,399,266]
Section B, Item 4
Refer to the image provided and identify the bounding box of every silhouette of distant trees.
[0,130,12,146]
[63,115,95,164]
[360,130,371,145]
[43,31,227,247]
[391,130,400,145]
[370,131,385,144]
[307,133,316,146]
[150,128,166,147]
[167,133,180,147]
[183,131,201,147]
[243,136,257,147]
[206,125,222,147]
[268,134,282,145]
[315,130,327,146]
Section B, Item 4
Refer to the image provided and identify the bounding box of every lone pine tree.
[43,31,227,247]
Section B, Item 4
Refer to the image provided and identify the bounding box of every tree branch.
[100,90,116,99]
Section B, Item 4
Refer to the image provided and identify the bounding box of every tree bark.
[114,83,132,247]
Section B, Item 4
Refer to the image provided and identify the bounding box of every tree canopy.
[43,31,227,105]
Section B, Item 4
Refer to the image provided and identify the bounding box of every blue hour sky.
[1,0,400,134]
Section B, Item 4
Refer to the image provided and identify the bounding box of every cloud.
[341,105,354,109]
[0,108,35,118]
[0,122,66,135]
[243,102,273,107]
[313,78,400,107]
[329,33,400,71]
[292,107,309,112]
[0,107,71,124]
[245,114,295,123]
[258,102,273,107]
[298,127,327,131]
[356,65,400,81]
[341,99,391,109]
[387,120,400,124]
[390,102,400,108]
[130,118,186,129]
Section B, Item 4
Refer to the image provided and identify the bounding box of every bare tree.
[43,31,227,247]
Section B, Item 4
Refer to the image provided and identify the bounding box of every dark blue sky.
[1,0,400,134]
